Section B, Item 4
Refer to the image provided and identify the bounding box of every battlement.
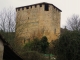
[16,2,62,12]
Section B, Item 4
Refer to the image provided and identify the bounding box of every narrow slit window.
[44,4,49,11]
[31,6,32,8]
[54,28,56,34]
[40,4,42,7]
[28,17,29,19]
[24,39,25,44]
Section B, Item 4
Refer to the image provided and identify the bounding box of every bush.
[24,36,49,53]
[40,36,49,53]
[22,51,46,60]
[24,38,41,52]
[53,31,80,60]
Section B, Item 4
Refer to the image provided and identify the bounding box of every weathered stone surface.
[15,2,61,46]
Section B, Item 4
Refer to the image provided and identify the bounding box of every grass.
[43,54,56,60]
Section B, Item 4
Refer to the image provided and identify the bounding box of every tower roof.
[16,2,62,12]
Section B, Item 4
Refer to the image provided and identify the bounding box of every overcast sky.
[0,0,80,28]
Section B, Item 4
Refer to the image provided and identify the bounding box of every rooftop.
[16,2,62,12]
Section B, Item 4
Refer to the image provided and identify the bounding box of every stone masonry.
[15,2,62,46]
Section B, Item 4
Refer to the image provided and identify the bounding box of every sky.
[0,0,80,28]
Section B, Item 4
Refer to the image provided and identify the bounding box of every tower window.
[31,6,32,8]
[28,17,29,19]
[35,5,37,8]
[40,4,42,7]
[54,28,56,34]
[22,7,24,10]
[18,8,20,11]
[44,4,49,11]
[26,6,29,9]
[24,39,25,44]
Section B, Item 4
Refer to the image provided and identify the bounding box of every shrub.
[53,31,80,60]
[22,51,46,60]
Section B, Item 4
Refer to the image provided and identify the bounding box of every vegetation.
[0,8,16,32]
[24,38,41,52]
[53,30,80,60]
[67,14,80,31]
[0,8,16,47]
[0,30,15,47]
[22,51,46,60]
[24,36,49,54]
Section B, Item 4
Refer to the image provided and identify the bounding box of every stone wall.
[15,3,61,46]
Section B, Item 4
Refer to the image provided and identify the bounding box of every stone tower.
[15,2,62,46]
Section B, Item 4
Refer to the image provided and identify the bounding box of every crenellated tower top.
[16,2,62,12]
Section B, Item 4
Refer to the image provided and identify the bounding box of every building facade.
[15,2,62,46]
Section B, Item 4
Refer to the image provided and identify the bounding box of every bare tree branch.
[0,7,16,32]
[67,14,80,31]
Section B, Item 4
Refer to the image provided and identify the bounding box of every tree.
[67,14,80,31]
[53,31,80,60]
[40,36,49,53]
[0,8,16,32]
[0,8,16,49]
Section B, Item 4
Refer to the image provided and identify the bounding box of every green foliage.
[53,31,80,60]
[24,38,41,52]
[40,36,49,53]
[24,36,49,53]
[22,51,46,60]
[0,30,15,46]
[41,36,48,42]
